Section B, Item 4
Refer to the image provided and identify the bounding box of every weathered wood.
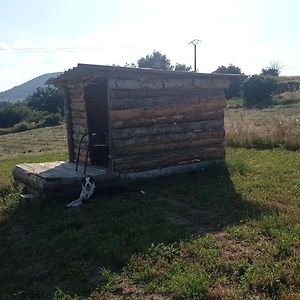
[112,110,224,129]
[72,125,87,134]
[70,101,86,111]
[111,101,225,123]
[112,137,223,156]
[109,78,229,90]
[72,117,88,127]
[113,147,225,171]
[110,87,225,99]
[121,159,224,179]
[112,119,223,140]
[111,89,224,111]
[112,129,224,149]
[63,87,74,162]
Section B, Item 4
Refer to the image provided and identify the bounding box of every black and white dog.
[66,176,96,208]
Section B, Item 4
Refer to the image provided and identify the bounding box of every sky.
[1,0,300,91]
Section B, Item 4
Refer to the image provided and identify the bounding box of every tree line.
[0,87,64,133]
[0,51,298,133]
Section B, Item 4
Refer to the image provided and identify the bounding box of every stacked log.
[67,83,88,162]
[109,77,227,173]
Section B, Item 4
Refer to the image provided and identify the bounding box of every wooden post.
[63,87,75,162]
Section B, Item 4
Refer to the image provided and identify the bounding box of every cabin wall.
[108,76,228,173]
[67,82,89,162]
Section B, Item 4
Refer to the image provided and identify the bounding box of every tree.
[174,63,192,72]
[261,62,281,77]
[213,64,242,75]
[25,86,64,115]
[137,50,173,70]
[213,64,243,99]
[242,75,277,106]
[0,103,31,128]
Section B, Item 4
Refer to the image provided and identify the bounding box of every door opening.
[84,79,109,168]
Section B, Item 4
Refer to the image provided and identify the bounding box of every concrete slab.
[13,161,119,198]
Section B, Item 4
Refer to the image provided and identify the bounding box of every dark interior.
[84,78,109,167]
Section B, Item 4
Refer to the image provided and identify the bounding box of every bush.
[12,121,33,133]
[242,75,277,106]
[39,113,63,127]
[0,103,32,128]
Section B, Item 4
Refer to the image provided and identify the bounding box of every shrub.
[242,75,277,106]
[0,103,32,128]
[39,113,63,127]
[12,121,33,133]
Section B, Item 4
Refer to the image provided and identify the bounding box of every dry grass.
[0,124,67,159]
[225,91,300,150]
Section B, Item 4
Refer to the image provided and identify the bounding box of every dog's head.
[82,176,96,192]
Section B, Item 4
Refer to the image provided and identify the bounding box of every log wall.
[108,77,228,173]
[67,82,89,162]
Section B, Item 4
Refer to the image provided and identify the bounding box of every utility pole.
[189,39,202,72]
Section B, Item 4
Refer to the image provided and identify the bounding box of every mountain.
[0,72,62,103]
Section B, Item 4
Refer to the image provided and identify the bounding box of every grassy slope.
[0,126,300,299]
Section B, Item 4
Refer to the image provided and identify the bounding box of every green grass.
[0,124,300,299]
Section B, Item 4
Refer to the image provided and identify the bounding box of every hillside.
[0,72,62,103]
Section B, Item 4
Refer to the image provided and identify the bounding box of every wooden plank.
[113,147,225,171]
[111,89,224,111]
[112,137,223,156]
[110,87,225,99]
[111,100,225,123]
[112,129,224,149]
[112,110,224,129]
[112,119,223,140]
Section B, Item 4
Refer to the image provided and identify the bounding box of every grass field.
[0,123,300,299]
[225,90,300,150]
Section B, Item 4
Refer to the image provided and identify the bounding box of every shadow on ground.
[0,162,275,299]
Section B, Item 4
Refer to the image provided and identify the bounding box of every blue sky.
[1,0,299,91]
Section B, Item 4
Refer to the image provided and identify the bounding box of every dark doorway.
[84,79,109,167]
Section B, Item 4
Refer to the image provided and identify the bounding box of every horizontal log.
[72,117,88,127]
[112,129,224,149]
[112,119,223,140]
[72,124,87,134]
[112,110,224,129]
[109,78,229,90]
[110,87,225,99]
[111,101,225,123]
[113,147,225,172]
[70,101,86,111]
[72,132,89,141]
[112,137,223,156]
[111,89,224,111]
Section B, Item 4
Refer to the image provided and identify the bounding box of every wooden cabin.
[13,64,237,197]
[53,64,236,177]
